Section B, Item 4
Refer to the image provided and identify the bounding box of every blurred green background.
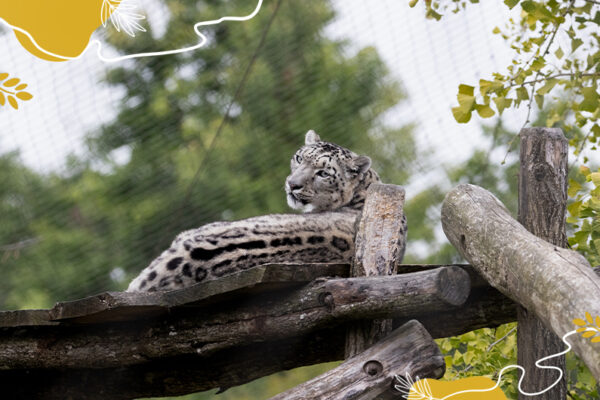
[0,0,597,399]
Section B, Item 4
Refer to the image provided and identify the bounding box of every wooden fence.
[1,127,599,399]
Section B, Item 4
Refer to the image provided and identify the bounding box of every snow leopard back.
[127,130,382,292]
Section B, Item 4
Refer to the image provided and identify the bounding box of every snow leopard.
[127,130,384,292]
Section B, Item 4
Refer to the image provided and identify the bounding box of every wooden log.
[46,263,349,324]
[441,183,600,381]
[0,329,349,400]
[517,127,568,399]
[0,266,469,370]
[270,320,444,400]
[346,183,407,358]
[4,267,598,399]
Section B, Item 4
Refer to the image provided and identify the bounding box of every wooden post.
[270,320,444,400]
[441,183,600,382]
[345,183,407,358]
[517,127,568,399]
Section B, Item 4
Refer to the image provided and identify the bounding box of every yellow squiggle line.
[0,0,262,63]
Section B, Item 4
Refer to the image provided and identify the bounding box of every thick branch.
[0,266,469,370]
[517,127,568,399]
[441,183,600,381]
[346,183,407,358]
[3,265,598,399]
[271,320,444,400]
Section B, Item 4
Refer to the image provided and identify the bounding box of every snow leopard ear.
[348,155,372,176]
[355,155,372,174]
[305,130,321,145]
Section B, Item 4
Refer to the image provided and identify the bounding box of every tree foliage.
[0,1,417,397]
[409,1,599,397]
[0,0,416,311]
[412,0,600,267]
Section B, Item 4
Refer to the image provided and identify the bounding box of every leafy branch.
[0,72,33,110]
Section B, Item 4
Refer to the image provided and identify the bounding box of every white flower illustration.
[394,374,438,400]
[101,0,146,37]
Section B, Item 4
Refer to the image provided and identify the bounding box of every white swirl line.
[0,0,262,63]
[395,327,599,399]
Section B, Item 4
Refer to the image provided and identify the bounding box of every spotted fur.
[127,131,383,292]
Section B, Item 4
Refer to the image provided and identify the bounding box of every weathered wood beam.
[0,266,469,370]
[441,183,600,381]
[0,329,348,400]
[346,183,407,358]
[46,263,350,324]
[4,266,598,399]
[271,320,444,400]
[517,127,568,399]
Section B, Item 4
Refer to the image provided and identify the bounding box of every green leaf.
[593,238,600,252]
[580,87,599,113]
[568,179,582,197]
[475,104,495,118]
[454,85,476,123]
[572,38,584,52]
[426,9,442,20]
[568,200,583,217]
[517,86,530,100]
[555,47,564,59]
[591,172,600,186]
[479,79,503,96]
[452,106,473,123]
[458,84,475,96]
[504,0,520,9]
[535,94,544,109]
[581,166,591,177]
[408,0,419,7]
[531,57,545,71]
[537,79,558,95]
[463,351,475,364]
[493,97,512,114]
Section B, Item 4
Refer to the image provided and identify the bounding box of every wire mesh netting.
[0,1,527,310]
[8,1,600,399]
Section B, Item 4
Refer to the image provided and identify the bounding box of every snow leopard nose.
[288,180,303,191]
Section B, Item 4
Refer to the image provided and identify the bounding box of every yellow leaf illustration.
[3,78,20,87]
[576,327,588,333]
[16,91,33,101]
[583,331,597,338]
[0,73,34,110]
[7,96,18,109]
[596,315,600,328]
[592,337,600,343]
[586,312,593,324]
[573,318,586,326]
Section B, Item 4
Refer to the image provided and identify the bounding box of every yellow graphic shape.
[573,312,600,343]
[0,1,114,61]
[0,72,34,110]
[409,377,508,400]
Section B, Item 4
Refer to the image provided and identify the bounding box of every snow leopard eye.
[316,170,330,178]
[294,154,303,163]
